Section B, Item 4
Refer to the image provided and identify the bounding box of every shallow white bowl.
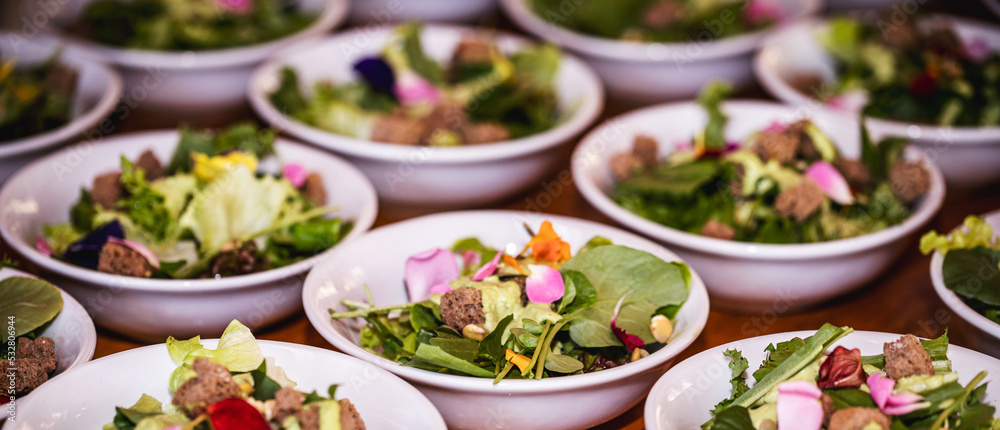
[34,0,347,126]
[0,130,378,342]
[349,0,497,24]
[7,339,446,429]
[302,210,710,430]
[644,330,1000,429]
[500,0,820,103]
[930,209,1000,358]
[0,33,122,185]
[755,17,1000,188]
[249,24,604,206]
[572,100,946,313]
[0,267,97,389]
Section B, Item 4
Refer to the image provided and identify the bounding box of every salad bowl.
[0,267,97,386]
[350,0,497,24]
[644,329,1000,429]
[500,0,820,103]
[32,0,348,126]
[248,24,604,206]
[755,17,1000,188]
[7,339,446,429]
[573,100,945,313]
[928,209,1000,358]
[0,33,122,185]
[302,210,711,430]
[0,130,378,341]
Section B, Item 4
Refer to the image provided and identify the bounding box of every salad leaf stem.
[494,360,516,385]
[535,318,572,380]
[330,303,415,319]
[523,321,551,378]
[930,371,988,430]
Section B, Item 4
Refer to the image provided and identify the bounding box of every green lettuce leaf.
[921,215,999,256]
[0,277,63,337]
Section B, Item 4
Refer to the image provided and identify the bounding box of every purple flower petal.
[395,72,440,106]
[777,381,823,430]
[724,141,741,153]
[965,37,990,62]
[746,0,785,25]
[353,57,397,99]
[805,161,854,205]
[405,248,459,302]
[35,237,52,257]
[282,163,309,188]
[62,220,125,270]
[108,237,160,270]
[525,264,564,304]
[472,251,503,281]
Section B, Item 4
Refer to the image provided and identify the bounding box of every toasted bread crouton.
[97,241,153,278]
[884,334,934,380]
[775,178,825,222]
[172,358,242,418]
[829,407,891,430]
[440,288,485,332]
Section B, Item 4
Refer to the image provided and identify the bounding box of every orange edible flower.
[505,348,531,373]
[524,221,571,263]
[502,254,526,275]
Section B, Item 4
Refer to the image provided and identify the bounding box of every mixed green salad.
[329,221,690,381]
[106,320,365,430]
[78,0,315,51]
[529,0,784,43]
[611,83,931,244]
[0,54,76,142]
[705,325,998,429]
[812,15,1000,127]
[921,215,1000,324]
[0,276,63,401]
[39,123,350,279]
[270,23,563,146]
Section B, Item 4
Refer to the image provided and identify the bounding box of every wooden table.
[3,1,1000,428]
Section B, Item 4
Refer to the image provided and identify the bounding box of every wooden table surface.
[2,1,1000,428]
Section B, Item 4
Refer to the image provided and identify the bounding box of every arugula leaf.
[412,344,493,377]
[429,337,479,362]
[752,337,807,382]
[250,360,282,401]
[707,348,751,423]
[708,406,755,430]
[118,156,174,241]
[477,314,514,363]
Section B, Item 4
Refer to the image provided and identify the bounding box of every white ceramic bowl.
[0,33,122,185]
[33,0,347,126]
[0,130,378,342]
[824,0,898,11]
[930,209,1000,358]
[500,0,820,104]
[349,0,497,24]
[8,339,446,429]
[249,24,604,206]
[756,17,1000,188]
[0,267,97,386]
[572,100,946,313]
[644,330,1000,429]
[302,210,711,430]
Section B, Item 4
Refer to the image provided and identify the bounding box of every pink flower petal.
[215,0,252,14]
[108,237,160,270]
[867,372,928,416]
[746,0,785,25]
[827,90,868,112]
[428,284,452,295]
[764,121,786,133]
[462,250,481,272]
[675,140,693,151]
[394,72,440,107]
[282,163,309,188]
[525,264,564,304]
[805,160,854,205]
[405,248,459,301]
[35,237,52,257]
[868,372,895,409]
[883,401,931,415]
[777,381,823,430]
[472,252,503,281]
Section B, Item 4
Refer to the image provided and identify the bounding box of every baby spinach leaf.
[477,314,514,363]
[559,270,596,314]
[451,237,498,265]
[578,236,613,254]
[823,388,877,409]
[0,277,63,337]
[510,328,538,349]
[409,304,439,333]
[522,319,543,336]
[429,338,479,362]
[413,344,493,377]
[708,406,755,430]
[250,361,282,401]
[942,247,1000,306]
[559,246,689,347]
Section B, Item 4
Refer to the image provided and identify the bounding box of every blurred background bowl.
[349,0,498,24]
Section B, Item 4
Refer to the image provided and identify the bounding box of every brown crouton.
[135,150,165,182]
[91,172,123,209]
[753,130,800,164]
[788,74,828,100]
[272,387,304,424]
[632,135,659,168]
[775,178,825,222]
[423,103,468,135]
[207,241,268,278]
[298,405,319,430]
[452,39,494,65]
[339,398,366,430]
[828,407,891,430]
[884,334,934,380]
[13,336,58,395]
[643,0,684,28]
[302,172,326,205]
[461,122,510,145]
[835,159,872,190]
[172,357,243,418]
[889,161,931,203]
[371,115,427,145]
[821,393,835,427]
[700,219,735,240]
[610,153,643,181]
[440,288,486,332]
[97,241,153,278]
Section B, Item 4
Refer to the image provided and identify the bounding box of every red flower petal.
[818,346,865,389]
[206,398,270,430]
[610,292,645,351]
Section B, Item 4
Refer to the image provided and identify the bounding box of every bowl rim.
[302,209,711,394]
[13,338,448,429]
[0,266,97,371]
[753,15,1000,143]
[498,0,822,62]
[0,34,124,159]
[572,99,946,260]
[929,208,1000,340]
[247,23,605,164]
[0,129,379,293]
[39,0,349,70]
[642,329,1000,429]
